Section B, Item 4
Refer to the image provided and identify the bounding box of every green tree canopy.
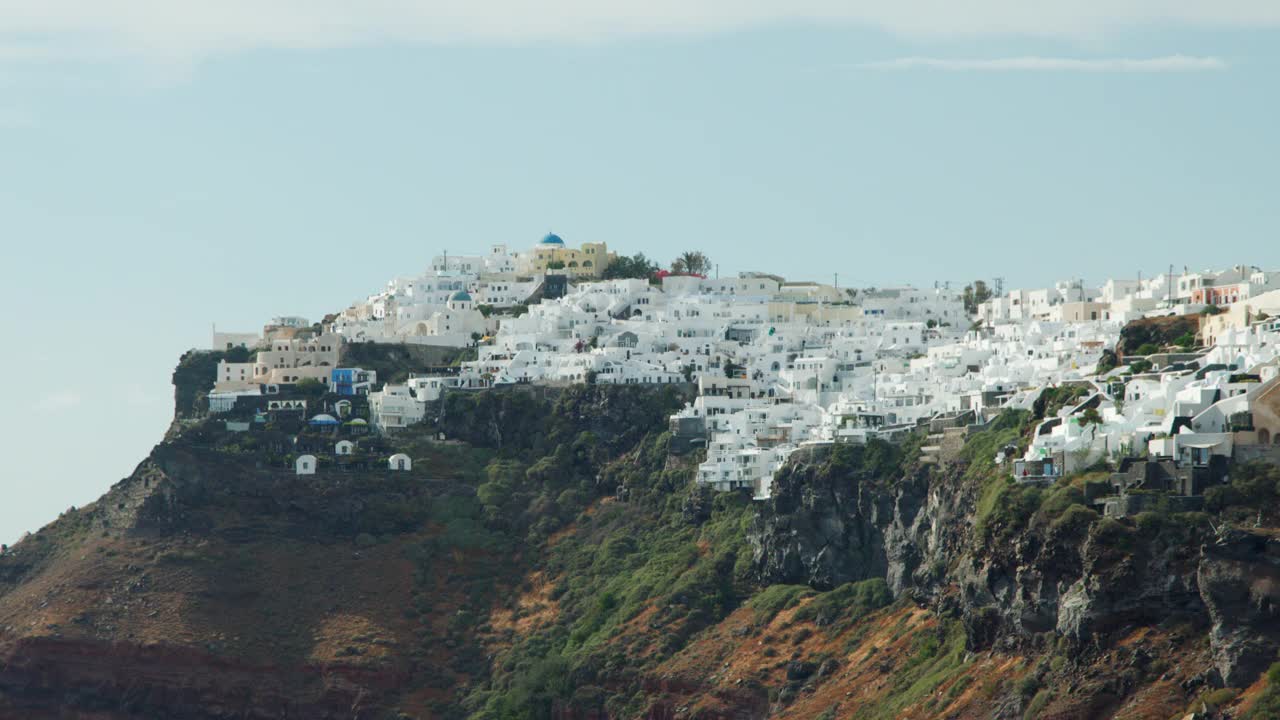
[602,253,660,280]
[962,280,993,315]
[671,251,712,276]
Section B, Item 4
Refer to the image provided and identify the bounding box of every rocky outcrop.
[750,438,1228,674]
[749,443,974,596]
[957,518,1206,651]
[1198,529,1280,687]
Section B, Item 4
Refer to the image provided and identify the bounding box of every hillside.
[2,351,1280,719]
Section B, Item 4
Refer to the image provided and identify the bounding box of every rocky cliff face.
[749,443,969,599]
[5,361,1280,719]
[1198,529,1280,688]
[747,426,1280,717]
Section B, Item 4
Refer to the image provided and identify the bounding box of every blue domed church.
[518,231,615,280]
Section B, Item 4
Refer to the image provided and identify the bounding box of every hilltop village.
[208,233,1280,509]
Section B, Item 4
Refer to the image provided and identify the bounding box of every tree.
[671,251,712,276]
[963,281,993,315]
[294,377,326,398]
[1079,407,1103,427]
[603,253,660,280]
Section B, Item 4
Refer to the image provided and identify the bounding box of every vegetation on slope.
[466,431,759,718]
[1116,314,1200,357]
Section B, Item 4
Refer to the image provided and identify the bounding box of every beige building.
[517,233,615,280]
[1052,301,1111,323]
[254,333,342,376]
[1201,290,1280,346]
[1248,376,1280,446]
[768,301,864,326]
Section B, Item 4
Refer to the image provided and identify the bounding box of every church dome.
[450,290,472,302]
[540,233,565,246]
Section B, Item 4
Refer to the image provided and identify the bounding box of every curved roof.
[309,413,339,424]
[540,232,565,246]
[346,418,368,425]
[451,290,472,302]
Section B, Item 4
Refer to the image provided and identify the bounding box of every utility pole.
[1167,264,1175,308]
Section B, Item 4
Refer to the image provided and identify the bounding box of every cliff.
[3,352,1280,719]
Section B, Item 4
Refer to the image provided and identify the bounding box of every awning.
[1178,435,1231,449]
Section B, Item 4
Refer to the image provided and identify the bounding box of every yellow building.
[519,233,615,279]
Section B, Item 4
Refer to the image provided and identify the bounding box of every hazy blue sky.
[2,3,1279,544]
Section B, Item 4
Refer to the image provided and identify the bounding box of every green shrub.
[945,674,973,702]
[977,481,1043,543]
[1090,517,1134,551]
[1193,687,1239,713]
[748,584,814,623]
[865,621,970,720]
[793,579,892,630]
[1016,673,1042,699]
[1036,484,1092,530]
[1024,689,1053,719]
[1246,663,1280,719]
[1133,511,1165,534]
[1049,504,1098,534]
[294,377,326,397]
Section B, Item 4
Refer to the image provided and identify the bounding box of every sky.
[1,2,1279,544]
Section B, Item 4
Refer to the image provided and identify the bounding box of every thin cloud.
[856,55,1229,72]
[0,2,1276,64]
